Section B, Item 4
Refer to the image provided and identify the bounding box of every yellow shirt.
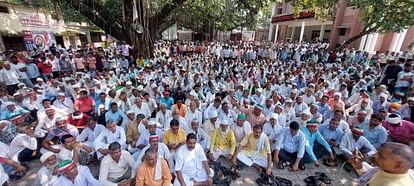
[210,128,236,153]
[369,170,414,186]
[163,128,186,146]
[240,132,271,157]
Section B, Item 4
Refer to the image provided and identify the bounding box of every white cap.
[137,85,144,91]
[285,99,293,103]
[334,92,342,97]
[36,78,43,82]
[209,111,218,118]
[57,92,65,97]
[190,91,198,97]
[269,113,279,120]
[256,88,263,93]
[408,97,414,102]
[40,152,55,163]
[221,120,229,126]
[55,115,67,122]
[386,113,402,125]
[301,110,311,116]
[126,81,132,86]
[126,110,135,115]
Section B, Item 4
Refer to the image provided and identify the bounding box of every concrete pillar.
[299,21,305,42]
[396,29,408,52]
[369,33,379,53]
[329,0,348,48]
[359,35,367,51]
[0,36,5,52]
[268,3,278,41]
[290,27,295,41]
[364,33,373,51]
[268,25,274,41]
[318,25,325,42]
[274,24,279,43]
[86,31,92,44]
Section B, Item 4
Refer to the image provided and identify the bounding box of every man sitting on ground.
[174,133,213,186]
[209,120,236,162]
[136,148,172,186]
[94,120,126,158]
[99,142,135,186]
[350,142,414,185]
[301,121,335,167]
[35,152,58,186]
[339,127,377,161]
[274,121,308,171]
[53,159,100,186]
[232,125,272,175]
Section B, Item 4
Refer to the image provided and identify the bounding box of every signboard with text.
[18,13,50,28]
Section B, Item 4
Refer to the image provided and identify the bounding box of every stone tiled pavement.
[11,160,358,186]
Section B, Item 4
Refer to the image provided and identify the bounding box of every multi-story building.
[268,0,414,53]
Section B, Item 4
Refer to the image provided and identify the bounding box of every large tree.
[285,0,414,49]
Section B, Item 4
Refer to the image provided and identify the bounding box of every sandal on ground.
[304,176,322,186]
[273,176,293,186]
[315,172,332,184]
[323,158,338,167]
[278,161,288,169]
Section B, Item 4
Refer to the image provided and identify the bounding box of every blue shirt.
[26,63,40,79]
[359,123,388,149]
[0,108,30,120]
[301,127,332,162]
[105,110,128,126]
[317,103,331,122]
[318,123,344,143]
[160,97,174,110]
[276,128,306,158]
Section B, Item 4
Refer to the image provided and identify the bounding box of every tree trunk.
[337,26,378,50]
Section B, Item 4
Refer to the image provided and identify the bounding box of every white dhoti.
[173,168,214,186]
[212,148,231,161]
[236,151,268,168]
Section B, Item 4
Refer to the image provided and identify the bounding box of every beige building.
[0,2,106,52]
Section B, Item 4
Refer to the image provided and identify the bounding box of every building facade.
[268,0,414,53]
[0,2,107,53]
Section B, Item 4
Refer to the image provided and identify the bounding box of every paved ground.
[10,159,358,186]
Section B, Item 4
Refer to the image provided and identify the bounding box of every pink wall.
[401,26,414,51]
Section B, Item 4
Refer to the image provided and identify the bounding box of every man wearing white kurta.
[133,135,174,174]
[53,159,100,186]
[99,142,135,186]
[94,120,127,159]
[76,117,106,152]
[175,133,213,186]
[8,126,38,163]
[263,113,283,151]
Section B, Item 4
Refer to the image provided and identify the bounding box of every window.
[339,28,347,36]
[277,7,283,15]
[0,6,9,13]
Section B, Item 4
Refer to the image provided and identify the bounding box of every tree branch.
[152,0,187,25]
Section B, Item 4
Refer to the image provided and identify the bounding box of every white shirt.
[35,166,58,186]
[130,103,151,118]
[175,143,207,180]
[0,68,20,85]
[185,110,203,125]
[53,98,74,114]
[8,133,37,162]
[155,110,172,129]
[94,126,127,150]
[58,147,73,162]
[77,124,106,146]
[53,165,100,186]
[99,150,135,186]
[11,63,28,79]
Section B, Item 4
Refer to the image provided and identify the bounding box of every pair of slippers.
[304,172,332,186]
[256,173,293,186]
[278,161,306,171]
